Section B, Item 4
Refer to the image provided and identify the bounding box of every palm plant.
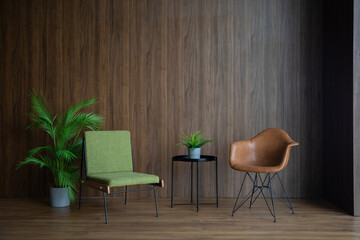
[17,91,103,202]
[177,131,213,151]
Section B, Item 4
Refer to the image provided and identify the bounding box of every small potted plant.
[177,131,213,159]
[17,91,103,207]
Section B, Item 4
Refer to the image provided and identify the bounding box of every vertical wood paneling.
[0,0,323,199]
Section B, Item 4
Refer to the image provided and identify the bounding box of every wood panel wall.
[0,0,323,199]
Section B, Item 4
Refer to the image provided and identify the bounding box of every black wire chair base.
[231,172,294,222]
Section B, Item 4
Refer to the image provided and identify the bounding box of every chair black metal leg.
[250,173,268,207]
[233,173,256,214]
[171,159,174,208]
[276,172,294,214]
[154,185,159,217]
[103,192,108,224]
[78,182,82,210]
[249,173,257,208]
[269,173,276,222]
[257,174,275,218]
[125,186,127,205]
[232,173,248,216]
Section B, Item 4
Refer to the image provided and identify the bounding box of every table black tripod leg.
[171,159,174,208]
[191,162,193,203]
[197,161,199,212]
[216,158,219,207]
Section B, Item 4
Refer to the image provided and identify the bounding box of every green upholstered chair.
[78,130,164,224]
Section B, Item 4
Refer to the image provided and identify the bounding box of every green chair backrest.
[84,131,133,175]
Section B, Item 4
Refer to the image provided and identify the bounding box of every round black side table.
[171,155,218,212]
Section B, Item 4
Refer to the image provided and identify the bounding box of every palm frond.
[39,155,53,170]
[56,112,102,150]
[29,91,52,123]
[55,149,77,162]
[76,112,103,129]
[64,98,97,125]
[67,138,83,154]
[28,146,53,156]
[27,92,56,139]
[57,168,79,202]
[16,156,47,169]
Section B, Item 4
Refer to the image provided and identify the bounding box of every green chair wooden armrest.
[78,130,164,224]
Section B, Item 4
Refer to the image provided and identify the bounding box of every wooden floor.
[0,198,359,240]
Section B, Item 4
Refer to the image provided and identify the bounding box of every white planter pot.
[49,187,70,207]
[188,148,201,159]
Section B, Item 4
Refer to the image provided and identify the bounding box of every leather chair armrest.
[288,141,299,147]
[229,140,252,170]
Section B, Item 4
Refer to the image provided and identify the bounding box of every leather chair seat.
[230,161,285,173]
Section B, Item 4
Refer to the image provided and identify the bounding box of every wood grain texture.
[0,0,323,199]
[0,198,360,239]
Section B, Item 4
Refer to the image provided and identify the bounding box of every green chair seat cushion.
[87,171,160,187]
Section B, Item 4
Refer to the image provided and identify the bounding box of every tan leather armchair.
[230,128,298,222]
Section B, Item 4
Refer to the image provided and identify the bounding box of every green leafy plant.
[17,91,103,202]
[176,131,213,151]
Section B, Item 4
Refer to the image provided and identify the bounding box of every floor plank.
[0,198,359,239]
